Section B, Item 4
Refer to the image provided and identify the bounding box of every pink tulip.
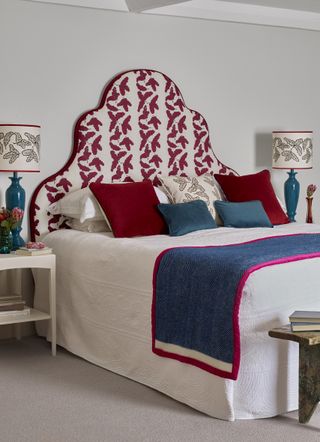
[307,184,317,198]
[11,207,24,222]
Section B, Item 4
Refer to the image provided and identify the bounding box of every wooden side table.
[0,253,56,355]
[269,324,320,424]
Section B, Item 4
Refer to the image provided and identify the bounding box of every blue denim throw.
[152,234,320,379]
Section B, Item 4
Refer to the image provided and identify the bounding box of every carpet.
[0,337,319,442]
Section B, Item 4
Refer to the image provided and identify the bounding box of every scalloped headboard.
[30,69,236,240]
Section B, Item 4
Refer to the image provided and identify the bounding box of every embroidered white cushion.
[48,187,104,223]
[159,174,224,222]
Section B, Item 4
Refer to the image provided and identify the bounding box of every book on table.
[0,295,22,303]
[0,299,25,312]
[289,311,320,323]
[0,307,30,317]
[15,247,53,256]
[289,311,320,332]
[291,322,320,332]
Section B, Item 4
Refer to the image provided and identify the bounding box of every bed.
[30,69,320,421]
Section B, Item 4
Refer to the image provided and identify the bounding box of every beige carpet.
[0,337,319,442]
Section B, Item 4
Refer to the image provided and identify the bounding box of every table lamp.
[272,131,313,222]
[0,124,40,248]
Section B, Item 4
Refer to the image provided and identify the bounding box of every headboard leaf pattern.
[30,69,236,240]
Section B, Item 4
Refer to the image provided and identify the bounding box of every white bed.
[35,223,320,421]
[30,69,320,420]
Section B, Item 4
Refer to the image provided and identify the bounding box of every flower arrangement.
[307,184,317,199]
[306,185,317,224]
[0,207,24,232]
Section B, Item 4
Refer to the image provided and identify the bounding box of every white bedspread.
[34,223,320,420]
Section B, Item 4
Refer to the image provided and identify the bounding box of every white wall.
[1,0,320,228]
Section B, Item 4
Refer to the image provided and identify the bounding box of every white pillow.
[47,184,169,225]
[66,218,109,233]
[47,187,104,223]
[159,174,223,222]
[154,186,170,204]
[277,195,286,213]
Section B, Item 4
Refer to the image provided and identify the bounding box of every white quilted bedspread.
[34,223,320,420]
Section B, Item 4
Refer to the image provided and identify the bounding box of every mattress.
[34,223,320,420]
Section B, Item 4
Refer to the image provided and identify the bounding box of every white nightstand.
[0,253,56,355]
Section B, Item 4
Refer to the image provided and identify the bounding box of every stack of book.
[289,311,320,332]
[0,296,30,317]
[15,247,52,256]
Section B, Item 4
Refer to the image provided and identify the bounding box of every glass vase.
[0,227,13,254]
[306,197,313,224]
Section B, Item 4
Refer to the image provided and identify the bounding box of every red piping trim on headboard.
[30,71,127,240]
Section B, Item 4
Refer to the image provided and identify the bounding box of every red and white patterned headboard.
[30,69,237,240]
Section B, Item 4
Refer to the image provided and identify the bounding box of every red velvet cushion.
[214,170,289,225]
[89,180,167,238]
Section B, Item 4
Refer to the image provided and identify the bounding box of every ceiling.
[24,0,320,31]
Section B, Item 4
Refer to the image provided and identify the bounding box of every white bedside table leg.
[49,265,56,356]
[15,268,22,340]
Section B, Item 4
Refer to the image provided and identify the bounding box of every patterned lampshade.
[0,124,40,172]
[272,131,313,169]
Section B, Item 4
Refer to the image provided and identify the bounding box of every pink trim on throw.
[151,233,320,380]
[151,248,235,379]
[231,252,320,379]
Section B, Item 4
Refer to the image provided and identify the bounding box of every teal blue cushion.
[158,200,217,236]
[214,200,273,228]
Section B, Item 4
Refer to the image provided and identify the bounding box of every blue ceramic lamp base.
[284,169,300,223]
[5,171,25,250]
